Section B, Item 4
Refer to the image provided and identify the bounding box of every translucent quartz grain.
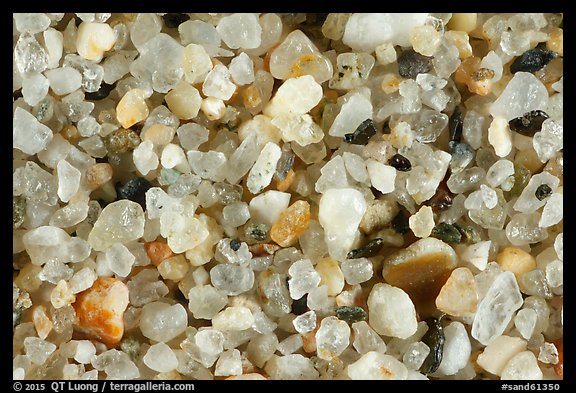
[352,321,387,355]
[13,13,51,34]
[472,272,524,345]
[341,258,373,285]
[182,43,213,86]
[315,316,350,361]
[210,264,254,296]
[15,33,48,75]
[92,349,140,379]
[538,342,559,365]
[165,81,201,120]
[328,90,373,138]
[307,285,333,315]
[293,311,317,334]
[539,193,562,228]
[515,308,538,340]
[160,211,209,253]
[343,13,429,51]
[249,190,291,227]
[486,159,515,188]
[264,75,323,118]
[76,22,116,62]
[104,243,135,278]
[268,30,333,84]
[319,188,367,261]
[501,351,543,380]
[367,283,418,339]
[315,155,350,193]
[116,88,149,129]
[202,64,236,101]
[87,200,145,252]
[143,342,178,373]
[13,107,53,155]
[229,52,255,86]
[257,268,292,318]
[212,307,255,331]
[435,267,478,317]
[214,239,251,265]
[62,54,105,94]
[277,334,303,355]
[139,302,187,342]
[314,257,344,296]
[403,341,430,371]
[129,13,161,52]
[533,119,563,163]
[74,340,96,364]
[490,72,549,121]
[137,126,171,158]
[214,349,242,376]
[408,205,435,238]
[505,212,549,246]
[272,113,324,147]
[24,337,57,366]
[288,259,321,300]
[40,260,73,285]
[187,151,227,182]
[23,226,89,266]
[10,12,563,382]
[347,351,408,380]
[265,354,319,380]
[329,52,375,90]
[436,322,471,376]
[69,268,97,294]
[179,20,220,47]
[160,143,190,173]
[43,28,63,69]
[226,133,260,184]
[216,13,262,50]
[476,335,527,377]
[102,50,138,84]
[247,142,282,194]
[366,160,396,194]
[222,202,250,228]
[129,33,184,93]
[22,72,49,106]
[56,160,81,203]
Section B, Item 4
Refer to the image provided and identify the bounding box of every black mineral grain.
[230,239,241,251]
[85,82,116,101]
[116,177,152,209]
[510,48,557,74]
[389,154,412,172]
[431,222,462,244]
[449,107,463,142]
[392,210,411,235]
[162,13,190,28]
[509,110,549,137]
[291,294,309,315]
[535,184,553,201]
[335,306,368,324]
[420,317,445,374]
[347,238,384,259]
[344,119,377,145]
[398,49,433,78]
